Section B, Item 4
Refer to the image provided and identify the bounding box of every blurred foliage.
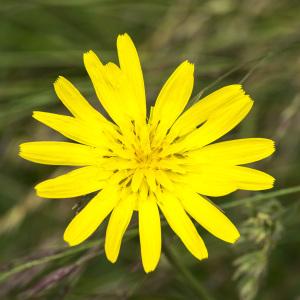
[0,0,300,299]
[233,200,284,300]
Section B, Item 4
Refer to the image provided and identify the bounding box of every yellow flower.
[19,33,275,273]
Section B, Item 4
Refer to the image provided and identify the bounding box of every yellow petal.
[188,138,275,165]
[19,142,100,166]
[33,111,108,148]
[35,166,111,198]
[53,76,107,125]
[144,169,157,192]
[151,61,194,144]
[83,51,128,128]
[182,165,274,194]
[177,187,240,243]
[131,169,144,192]
[105,193,134,263]
[139,192,161,273]
[176,172,237,197]
[64,185,119,246]
[117,33,146,123]
[168,84,244,140]
[168,93,253,153]
[157,191,208,260]
[155,170,174,191]
[224,166,275,190]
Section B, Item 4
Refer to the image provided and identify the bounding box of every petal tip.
[270,176,276,188]
[83,50,97,61]
[34,184,44,197]
[200,251,208,260]
[188,62,195,72]
[18,143,26,158]
[63,233,77,247]
[32,110,43,120]
[117,32,131,41]
[229,231,241,244]
[83,50,103,69]
[193,245,208,260]
[64,240,74,247]
[53,75,66,88]
[182,60,194,70]
[143,264,156,273]
[271,140,276,154]
[264,173,276,189]
[106,254,118,264]
[244,94,254,104]
[84,50,94,55]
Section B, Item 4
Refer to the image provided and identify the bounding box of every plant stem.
[0,228,138,283]
[188,53,271,107]
[162,239,214,300]
[221,185,300,209]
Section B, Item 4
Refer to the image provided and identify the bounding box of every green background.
[0,0,300,299]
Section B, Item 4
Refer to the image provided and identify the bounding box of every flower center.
[134,148,160,169]
[100,122,187,200]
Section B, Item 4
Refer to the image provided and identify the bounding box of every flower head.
[19,33,275,272]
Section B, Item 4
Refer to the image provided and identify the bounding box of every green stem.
[163,239,214,300]
[188,53,271,107]
[0,228,138,283]
[221,186,300,209]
